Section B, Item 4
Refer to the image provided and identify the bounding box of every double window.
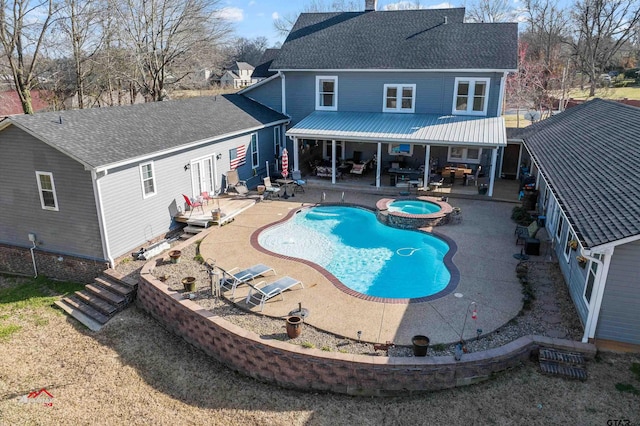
[36,171,59,211]
[447,147,482,164]
[453,77,490,116]
[139,162,156,198]
[383,84,415,113]
[316,76,337,111]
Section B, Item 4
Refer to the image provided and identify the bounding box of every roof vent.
[59,116,62,124]
[365,0,377,12]
[444,16,448,24]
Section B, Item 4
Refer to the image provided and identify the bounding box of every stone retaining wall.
[0,244,107,283]
[137,254,597,396]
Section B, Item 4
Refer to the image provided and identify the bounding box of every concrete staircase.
[538,347,588,381]
[55,269,138,331]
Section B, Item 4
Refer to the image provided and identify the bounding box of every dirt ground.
[0,276,639,425]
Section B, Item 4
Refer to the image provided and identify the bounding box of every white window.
[564,231,574,262]
[35,171,59,211]
[447,147,483,164]
[316,76,338,111]
[383,84,415,113]
[555,215,564,243]
[251,133,259,169]
[139,162,156,198]
[452,77,490,116]
[584,254,601,304]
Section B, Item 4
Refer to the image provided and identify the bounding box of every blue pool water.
[388,199,441,215]
[257,206,451,299]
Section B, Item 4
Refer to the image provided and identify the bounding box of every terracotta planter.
[169,250,182,264]
[286,316,303,339]
[182,276,196,292]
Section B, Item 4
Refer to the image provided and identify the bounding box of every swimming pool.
[388,199,441,215]
[257,206,454,300]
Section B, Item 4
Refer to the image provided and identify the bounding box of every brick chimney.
[365,0,377,11]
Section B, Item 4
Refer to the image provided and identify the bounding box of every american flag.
[229,144,247,169]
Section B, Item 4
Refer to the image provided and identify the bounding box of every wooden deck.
[174,195,259,226]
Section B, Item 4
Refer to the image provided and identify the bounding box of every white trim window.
[35,171,59,211]
[383,84,416,113]
[583,254,602,304]
[316,76,338,111]
[555,214,564,243]
[251,133,259,169]
[564,231,574,262]
[139,162,156,198]
[452,77,490,116]
[447,147,482,164]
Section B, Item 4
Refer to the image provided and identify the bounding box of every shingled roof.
[252,49,280,78]
[271,8,517,70]
[518,99,640,248]
[2,95,288,170]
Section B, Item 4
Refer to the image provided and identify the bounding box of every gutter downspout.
[29,240,38,278]
[92,170,115,268]
[280,72,286,115]
[581,248,613,343]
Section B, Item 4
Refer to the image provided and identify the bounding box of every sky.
[218,0,469,47]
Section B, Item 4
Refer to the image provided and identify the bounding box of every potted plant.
[169,250,182,264]
[181,276,196,292]
[576,255,588,268]
[568,240,578,251]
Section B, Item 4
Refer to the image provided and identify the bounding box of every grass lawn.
[562,85,640,101]
[1,274,639,424]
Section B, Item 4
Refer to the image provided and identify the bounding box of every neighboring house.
[240,1,518,196]
[0,90,51,118]
[0,95,288,280]
[217,62,256,89]
[513,99,640,349]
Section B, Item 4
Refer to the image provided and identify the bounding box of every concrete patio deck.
[198,183,528,346]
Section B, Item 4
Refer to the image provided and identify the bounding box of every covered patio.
[286,111,507,197]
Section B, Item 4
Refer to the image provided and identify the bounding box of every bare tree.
[56,0,106,109]
[110,0,231,102]
[233,36,269,66]
[273,0,360,37]
[465,0,518,23]
[570,0,640,96]
[0,0,56,114]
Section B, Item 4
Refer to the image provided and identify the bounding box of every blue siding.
[596,241,640,344]
[283,71,503,125]
[244,78,282,113]
[0,125,104,260]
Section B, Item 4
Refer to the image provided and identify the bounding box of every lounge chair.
[245,276,304,311]
[226,169,249,195]
[291,170,306,193]
[262,177,280,200]
[217,264,276,297]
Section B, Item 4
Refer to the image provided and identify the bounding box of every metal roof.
[286,111,506,146]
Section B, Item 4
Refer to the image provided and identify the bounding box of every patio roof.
[286,111,506,147]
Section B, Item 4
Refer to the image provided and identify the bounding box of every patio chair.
[291,170,306,193]
[262,177,280,200]
[245,276,304,311]
[226,169,249,195]
[466,166,481,186]
[515,221,540,245]
[200,191,214,204]
[182,194,204,218]
[217,264,277,297]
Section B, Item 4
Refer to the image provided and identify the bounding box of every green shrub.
[511,206,533,225]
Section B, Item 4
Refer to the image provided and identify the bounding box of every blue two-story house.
[241,2,518,196]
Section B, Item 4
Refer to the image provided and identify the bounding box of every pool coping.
[250,202,460,305]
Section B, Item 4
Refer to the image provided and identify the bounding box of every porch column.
[331,140,337,184]
[423,144,431,187]
[376,142,382,188]
[488,147,498,197]
[292,136,299,171]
